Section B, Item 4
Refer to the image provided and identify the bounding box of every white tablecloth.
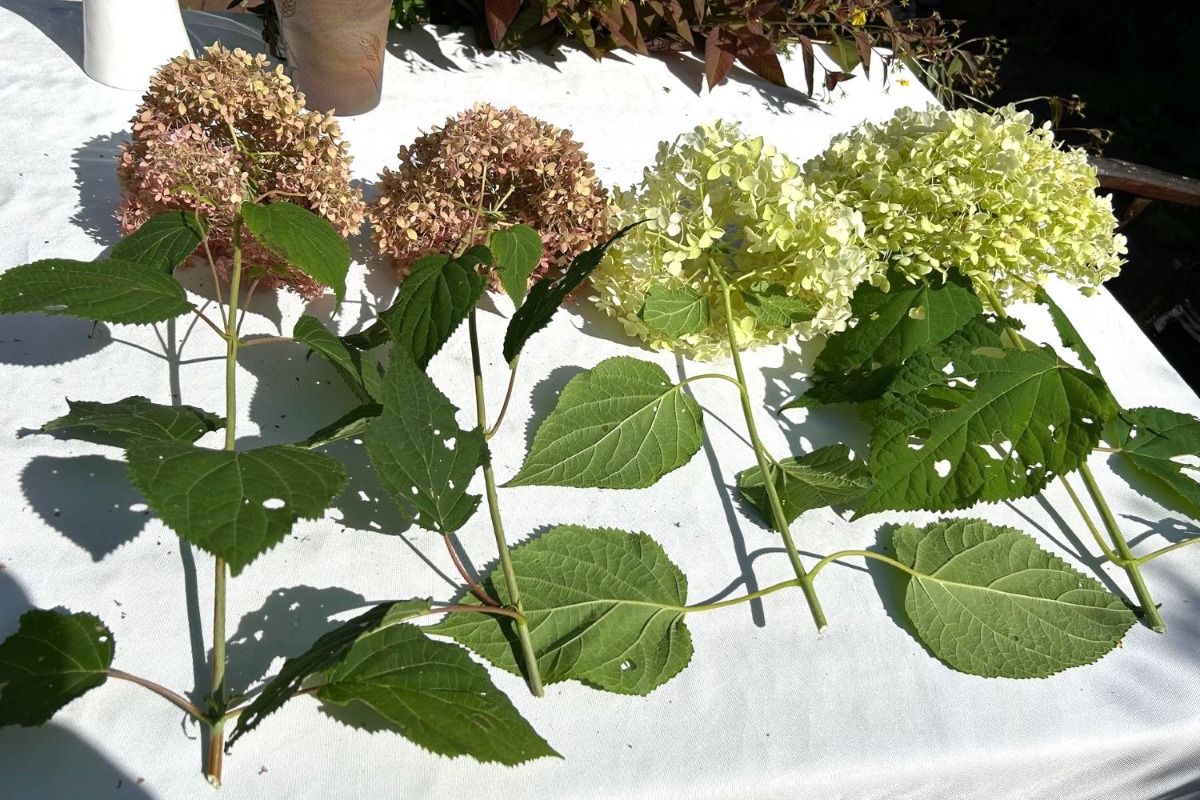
[1,3,1199,798]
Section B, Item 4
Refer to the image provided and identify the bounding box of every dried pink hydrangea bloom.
[369,103,611,290]
[116,44,364,298]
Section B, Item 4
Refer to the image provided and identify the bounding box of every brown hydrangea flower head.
[369,103,611,289]
[116,44,364,298]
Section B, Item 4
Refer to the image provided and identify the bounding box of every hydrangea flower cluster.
[592,121,876,360]
[803,105,1126,301]
[117,45,364,298]
[368,104,611,288]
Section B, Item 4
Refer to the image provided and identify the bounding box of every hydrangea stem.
[468,310,545,696]
[710,266,827,632]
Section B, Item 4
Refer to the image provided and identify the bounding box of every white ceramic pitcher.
[83,0,194,90]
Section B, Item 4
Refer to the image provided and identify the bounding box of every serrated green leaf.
[508,356,703,489]
[319,621,557,764]
[293,316,382,403]
[1113,406,1200,519]
[861,320,1118,514]
[1035,286,1101,376]
[737,444,870,525]
[111,211,207,274]
[640,285,709,337]
[433,526,691,695]
[741,284,817,328]
[240,201,350,303]
[0,258,193,324]
[126,441,347,576]
[342,254,485,367]
[503,222,640,365]
[0,610,113,727]
[41,396,223,445]
[892,518,1136,677]
[228,599,432,749]
[364,346,485,533]
[797,271,981,407]
[300,402,382,450]
[492,225,542,308]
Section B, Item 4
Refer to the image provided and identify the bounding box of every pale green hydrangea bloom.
[592,120,877,360]
[803,105,1127,301]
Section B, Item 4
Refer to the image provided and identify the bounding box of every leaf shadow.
[567,298,657,352]
[314,438,417,539]
[0,568,34,640]
[521,364,587,454]
[224,585,368,698]
[863,522,921,646]
[1017,495,1128,599]
[0,314,112,367]
[71,131,126,248]
[1104,451,1200,525]
[0,722,157,800]
[18,454,150,561]
[1121,514,1200,550]
[173,268,284,335]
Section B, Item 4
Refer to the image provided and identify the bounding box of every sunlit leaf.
[111,211,206,274]
[893,518,1135,677]
[1113,406,1200,519]
[737,444,870,525]
[742,284,816,329]
[0,610,113,727]
[240,201,350,303]
[0,258,193,324]
[293,315,382,403]
[640,285,708,337]
[491,224,542,308]
[42,396,223,445]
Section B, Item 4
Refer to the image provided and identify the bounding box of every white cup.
[83,0,194,90]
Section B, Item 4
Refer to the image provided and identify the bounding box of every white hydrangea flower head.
[592,120,877,360]
[803,105,1127,302]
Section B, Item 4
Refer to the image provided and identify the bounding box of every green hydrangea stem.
[1078,462,1166,633]
[468,310,545,696]
[711,267,827,632]
[979,285,1165,633]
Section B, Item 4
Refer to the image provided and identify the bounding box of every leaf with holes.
[794,271,981,408]
[342,253,485,366]
[860,320,1118,514]
[42,396,223,445]
[293,316,382,403]
[737,444,870,525]
[640,285,708,337]
[508,356,703,489]
[318,620,557,764]
[0,258,193,324]
[1113,406,1200,519]
[240,201,351,303]
[503,222,639,365]
[0,610,114,727]
[111,211,206,274]
[228,599,431,749]
[433,526,691,695]
[364,346,485,534]
[742,284,816,329]
[125,441,346,575]
[1035,286,1101,377]
[491,224,542,308]
[892,518,1136,677]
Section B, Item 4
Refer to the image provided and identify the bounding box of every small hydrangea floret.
[369,103,611,289]
[117,44,364,298]
[593,120,875,360]
[803,105,1127,301]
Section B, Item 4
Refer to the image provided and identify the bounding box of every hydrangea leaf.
[125,440,347,576]
[364,346,485,534]
[892,518,1136,677]
[1112,406,1200,519]
[640,285,708,337]
[491,224,542,308]
[795,271,981,407]
[41,396,224,445]
[0,610,114,727]
[0,258,193,324]
[503,222,639,365]
[293,315,382,403]
[300,403,382,450]
[741,284,817,329]
[317,619,556,764]
[860,321,1118,514]
[342,253,485,368]
[1035,286,1101,376]
[240,201,351,303]
[228,599,432,749]
[508,356,703,489]
[432,526,692,695]
[737,444,870,525]
[111,211,207,274]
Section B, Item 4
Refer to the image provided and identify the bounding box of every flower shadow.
[71,131,126,249]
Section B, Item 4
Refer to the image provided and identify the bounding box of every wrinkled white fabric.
[1,4,1198,799]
